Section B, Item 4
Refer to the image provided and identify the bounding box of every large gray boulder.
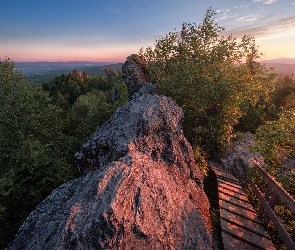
[7,56,212,250]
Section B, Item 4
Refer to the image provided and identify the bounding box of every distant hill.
[261,58,295,64]
[14,61,118,75]
[261,58,295,77]
[15,59,295,84]
[14,61,123,84]
[263,63,295,76]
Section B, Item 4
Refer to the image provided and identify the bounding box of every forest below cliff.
[1,9,295,249]
[17,62,124,85]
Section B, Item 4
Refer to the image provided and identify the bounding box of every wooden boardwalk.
[212,167,275,250]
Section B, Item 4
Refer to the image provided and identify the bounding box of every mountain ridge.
[261,57,295,64]
[263,62,295,76]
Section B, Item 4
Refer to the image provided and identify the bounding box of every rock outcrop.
[7,55,212,250]
[217,132,263,184]
[218,132,295,185]
[72,69,89,79]
[122,54,157,99]
[105,67,117,81]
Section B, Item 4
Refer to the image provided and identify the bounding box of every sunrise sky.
[1,0,295,62]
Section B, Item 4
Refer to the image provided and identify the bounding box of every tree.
[140,8,275,156]
[41,72,122,110]
[252,109,295,248]
[68,90,117,143]
[0,58,77,248]
[271,74,295,110]
[254,109,295,190]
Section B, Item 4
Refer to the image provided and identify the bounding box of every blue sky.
[0,0,294,62]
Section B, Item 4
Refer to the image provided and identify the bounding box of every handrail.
[246,159,295,250]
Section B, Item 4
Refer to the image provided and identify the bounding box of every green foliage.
[193,146,208,176]
[254,110,295,168]
[68,90,117,142]
[43,71,128,147]
[271,74,295,110]
[23,63,123,85]
[251,108,295,249]
[140,8,275,156]
[42,71,127,109]
[234,71,295,133]
[235,100,268,132]
[0,58,80,248]
[246,166,295,249]
[42,73,89,108]
[254,109,295,191]
[240,73,295,133]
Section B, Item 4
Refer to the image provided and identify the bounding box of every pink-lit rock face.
[72,68,83,78]
[7,56,212,250]
[72,68,89,79]
[105,67,117,81]
[122,54,157,99]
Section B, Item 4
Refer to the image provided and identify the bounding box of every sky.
[0,0,294,62]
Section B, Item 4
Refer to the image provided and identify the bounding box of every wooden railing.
[246,159,295,250]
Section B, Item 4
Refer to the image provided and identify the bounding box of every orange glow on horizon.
[5,52,129,63]
[1,42,146,62]
[2,33,295,62]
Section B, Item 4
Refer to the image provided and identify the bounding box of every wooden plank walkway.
[212,167,276,250]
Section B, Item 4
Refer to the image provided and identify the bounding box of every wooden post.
[259,185,272,219]
[246,162,295,249]
[263,192,278,226]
